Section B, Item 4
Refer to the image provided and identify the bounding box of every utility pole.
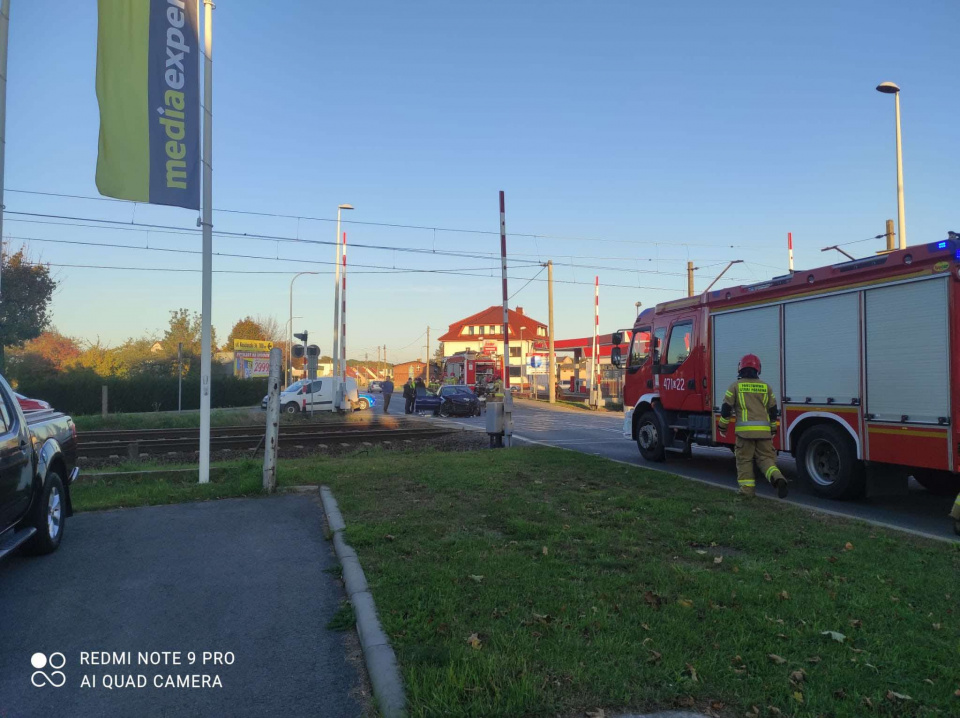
[885,219,896,252]
[425,326,430,384]
[0,0,9,305]
[686,261,695,297]
[546,260,556,404]
[788,232,794,272]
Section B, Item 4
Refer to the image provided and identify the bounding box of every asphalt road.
[382,395,960,542]
[0,495,367,718]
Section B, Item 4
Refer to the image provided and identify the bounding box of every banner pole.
[198,0,214,484]
[0,0,9,303]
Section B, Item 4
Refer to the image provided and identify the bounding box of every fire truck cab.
[622,236,960,501]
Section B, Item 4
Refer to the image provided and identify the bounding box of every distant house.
[150,341,164,354]
[392,359,438,386]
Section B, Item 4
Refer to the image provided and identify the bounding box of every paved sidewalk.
[0,494,368,718]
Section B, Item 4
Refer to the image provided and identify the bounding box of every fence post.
[263,348,282,492]
[101,385,108,418]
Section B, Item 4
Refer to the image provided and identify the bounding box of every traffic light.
[306,345,320,357]
[292,345,305,359]
[610,331,624,368]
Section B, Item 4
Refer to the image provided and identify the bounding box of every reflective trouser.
[950,492,960,521]
[735,436,784,494]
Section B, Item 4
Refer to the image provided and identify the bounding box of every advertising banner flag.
[95,0,200,209]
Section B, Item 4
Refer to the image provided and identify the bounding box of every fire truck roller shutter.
[866,277,949,424]
[712,306,781,411]
[785,293,860,405]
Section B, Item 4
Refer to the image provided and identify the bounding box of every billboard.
[233,339,274,352]
[235,351,271,379]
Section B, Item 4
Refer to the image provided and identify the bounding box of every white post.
[590,276,600,409]
[262,348,282,492]
[178,342,183,412]
[894,92,906,249]
[547,260,555,404]
[333,208,343,382]
[198,0,214,484]
[787,232,794,273]
[0,0,9,303]
[499,191,513,446]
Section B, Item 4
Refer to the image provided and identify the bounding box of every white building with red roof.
[437,305,548,385]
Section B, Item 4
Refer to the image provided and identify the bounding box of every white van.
[264,377,360,414]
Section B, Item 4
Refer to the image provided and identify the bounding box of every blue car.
[355,392,376,411]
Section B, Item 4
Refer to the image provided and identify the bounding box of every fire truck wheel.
[636,410,665,462]
[910,469,958,496]
[796,424,865,500]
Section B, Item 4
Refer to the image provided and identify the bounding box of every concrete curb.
[320,486,407,718]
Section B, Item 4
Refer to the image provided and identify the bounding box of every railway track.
[77,420,455,459]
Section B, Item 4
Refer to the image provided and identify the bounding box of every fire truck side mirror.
[651,337,662,374]
[610,346,623,368]
[611,331,623,346]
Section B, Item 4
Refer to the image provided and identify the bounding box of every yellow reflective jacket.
[718,378,778,438]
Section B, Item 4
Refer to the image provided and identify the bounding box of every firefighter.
[718,354,789,498]
[951,492,960,536]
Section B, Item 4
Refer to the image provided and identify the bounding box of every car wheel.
[284,402,300,414]
[440,404,451,418]
[795,424,865,500]
[636,410,665,462]
[358,399,370,411]
[26,471,65,555]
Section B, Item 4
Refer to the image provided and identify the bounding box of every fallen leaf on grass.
[710,700,724,711]
[767,707,782,716]
[778,590,790,601]
[532,613,552,624]
[677,598,694,608]
[695,549,707,555]
[844,542,854,551]
[468,575,484,584]
[744,706,760,718]
[677,695,695,708]
[933,622,942,630]
[789,669,806,684]
[585,709,605,718]
[862,697,874,709]
[644,591,662,609]
[807,656,822,664]
[849,618,862,628]
[822,630,846,643]
[731,655,745,665]
[768,654,787,665]
[641,623,650,631]
[684,663,699,682]
[792,691,804,704]
[714,556,723,564]
[834,689,846,699]
[542,546,548,556]
[886,690,912,702]
[924,679,935,686]
[763,572,772,581]
[647,650,662,663]
[827,555,838,563]
[466,633,482,650]
[954,688,960,697]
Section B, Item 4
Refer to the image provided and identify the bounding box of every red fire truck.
[620,236,960,505]
[442,351,498,389]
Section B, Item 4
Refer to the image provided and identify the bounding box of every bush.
[17,369,268,416]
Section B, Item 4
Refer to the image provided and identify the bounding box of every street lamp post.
[876,82,906,249]
[289,272,318,385]
[332,204,354,382]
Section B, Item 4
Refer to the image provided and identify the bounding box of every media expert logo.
[30,653,66,688]
[158,0,193,193]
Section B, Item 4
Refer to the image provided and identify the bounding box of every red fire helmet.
[738,354,762,374]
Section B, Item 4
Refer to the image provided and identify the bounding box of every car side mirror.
[610,346,623,368]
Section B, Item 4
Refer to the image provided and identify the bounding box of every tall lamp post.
[289,272,318,385]
[876,82,906,249]
[332,203,354,381]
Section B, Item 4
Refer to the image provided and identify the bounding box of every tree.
[225,316,266,349]
[434,342,445,364]
[0,248,58,373]
[6,330,82,384]
[162,309,215,356]
[254,315,284,343]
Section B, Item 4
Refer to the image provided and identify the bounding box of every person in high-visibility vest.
[718,353,789,498]
[951,492,960,536]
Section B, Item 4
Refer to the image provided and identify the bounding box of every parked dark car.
[413,386,441,414]
[437,385,482,417]
[0,373,79,560]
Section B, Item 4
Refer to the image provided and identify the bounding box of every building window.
[468,326,475,335]
[537,327,546,337]
[509,347,521,358]
[508,366,522,377]
[489,325,497,334]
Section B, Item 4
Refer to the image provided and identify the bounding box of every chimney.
[516,307,524,315]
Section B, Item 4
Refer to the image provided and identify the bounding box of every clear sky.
[4,0,958,363]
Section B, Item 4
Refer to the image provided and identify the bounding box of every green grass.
[68,448,960,717]
[327,601,357,631]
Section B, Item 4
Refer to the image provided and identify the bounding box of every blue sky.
[5,0,958,362]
